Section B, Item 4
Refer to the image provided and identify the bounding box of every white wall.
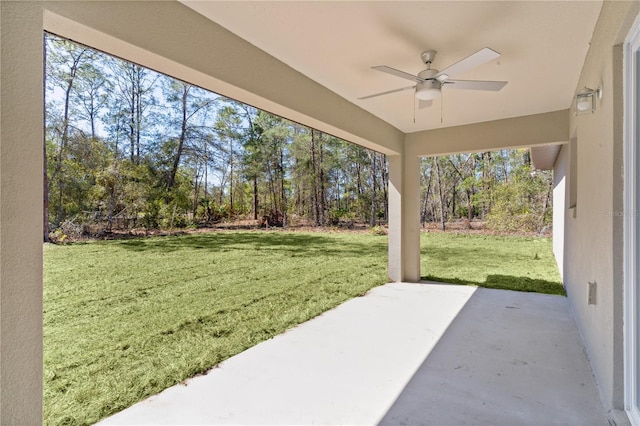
[552,145,567,277]
[559,1,639,418]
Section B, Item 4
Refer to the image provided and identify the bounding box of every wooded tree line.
[44,34,552,239]
[420,151,553,232]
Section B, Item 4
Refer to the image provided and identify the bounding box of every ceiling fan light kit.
[415,80,441,100]
[359,47,507,108]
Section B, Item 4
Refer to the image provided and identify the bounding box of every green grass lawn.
[421,232,564,295]
[44,230,561,425]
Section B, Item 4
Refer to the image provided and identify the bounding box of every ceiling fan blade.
[435,47,500,80]
[372,66,424,83]
[418,99,433,109]
[445,80,507,91]
[358,85,416,100]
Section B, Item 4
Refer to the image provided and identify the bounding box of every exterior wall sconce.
[575,86,602,115]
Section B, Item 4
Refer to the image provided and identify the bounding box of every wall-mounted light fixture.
[575,86,602,115]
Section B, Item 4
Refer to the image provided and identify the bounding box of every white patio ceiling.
[181,1,603,134]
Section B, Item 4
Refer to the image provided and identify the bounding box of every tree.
[163,80,216,191]
[236,104,264,220]
[45,35,90,225]
[420,148,553,233]
[45,35,553,237]
[74,57,110,139]
[433,157,447,231]
[108,60,158,164]
[255,112,291,226]
[214,103,245,215]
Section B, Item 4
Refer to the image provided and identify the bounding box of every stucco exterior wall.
[559,0,639,415]
[405,110,569,157]
[0,2,44,423]
[388,155,421,282]
[552,144,567,277]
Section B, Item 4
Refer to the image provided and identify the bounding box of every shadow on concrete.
[378,287,606,426]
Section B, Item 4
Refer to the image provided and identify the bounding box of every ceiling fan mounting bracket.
[420,50,437,65]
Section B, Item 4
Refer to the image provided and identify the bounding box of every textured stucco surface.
[388,155,421,282]
[406,110,570,157]
[0,1,44,423]
[560,0,640,415]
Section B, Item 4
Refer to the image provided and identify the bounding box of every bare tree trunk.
[356,162,363,196]
[370,152,377,227]
[279,146,287,227]
[451,182,457,218]
[381,155,388,221]
[467,190,474,224]
[538,177,553,232]
[434,157,446,231]
[135,68,142,163]
[168,84,189,190]
[229,138,234,215]
[203,138,208,201]
[319,134,326,225]
[311,129,320,226]
[501,150,509,183]
[267,164,277,213]
[193,161,201,220]
[481,152,493,218]
[43,36,50,242]
[129,73,136,163]
[240,105,260,221]
[90,107,96,140]
[107,173,116,232]
[421,162,433,225]
[253,177,259,220]
[44,145,50,241]
[467,155,476,227]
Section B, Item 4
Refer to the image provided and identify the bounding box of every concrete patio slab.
[99,283,607,425]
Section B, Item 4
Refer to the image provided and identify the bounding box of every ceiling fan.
[359,48,507,108]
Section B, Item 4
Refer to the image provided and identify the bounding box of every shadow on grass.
[422,274,566,296]
[108,231,388,258]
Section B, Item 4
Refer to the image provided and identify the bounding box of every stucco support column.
[388,154,421,282]
[0,2,44,423]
